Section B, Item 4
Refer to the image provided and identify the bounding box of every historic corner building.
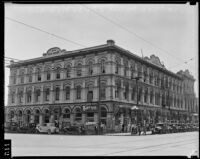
[5,40,199,131]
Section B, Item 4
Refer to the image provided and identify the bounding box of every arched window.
[77,63,82,76]
[35,89,41,102]
[115,80,121,98]
[27,90,32,103]
[65,86,70,100]
[47,71,51,80]
[138,87,142,102]
[44,109,50,123]
[74,108,82,121]
[63,108,70,119]
[115,61,119,74]
[76,86,81,99]
[131,86,136,100]
[66,65,71,78]
[88,61,93,75]
[55,87,60,101]
[19,91,23,103]
[100,59,106,73]
[150,90,153,104]
[100,82,106,99]
[56,68,60,79]
[87,85,93,102]
[17,110,23,126]
[131,65,135,79]
[124,82,129,100]
[28,68,33,83]
[36,68,41,82]
[9,110,15,122]
[144,88,148,103]
[124,62,128,77]
[13,71,17,84]
[45,88,50,101]
[101,107,107,125]
[20,71,24,83]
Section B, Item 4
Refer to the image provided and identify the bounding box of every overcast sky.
[4,3,198,105]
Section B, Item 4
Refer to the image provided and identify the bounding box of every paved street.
[5,131,199,157]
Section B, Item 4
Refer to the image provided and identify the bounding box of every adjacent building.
[5,40,198,132]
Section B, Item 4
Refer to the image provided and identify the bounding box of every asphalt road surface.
[5,131,199,157]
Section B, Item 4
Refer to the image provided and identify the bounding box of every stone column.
[159,92,162,107]
[39,114,44,125]
[82,113,86,124]
[50,114,55,123]
[70,113,74,125]
[30,114,34,123]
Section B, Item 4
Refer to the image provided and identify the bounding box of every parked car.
[36,123,59,134]
[63,125,80,135]
[5,122,18,132]
[17,123,37,133]
[152,123,167,134]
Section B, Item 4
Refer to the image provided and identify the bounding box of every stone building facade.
[5,40,198,132]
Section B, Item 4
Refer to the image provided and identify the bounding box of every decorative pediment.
[43,47,66,57]
[144,54,165,68]
[177,69,194,79]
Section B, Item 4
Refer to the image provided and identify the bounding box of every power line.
[5,17,86,48]
[81,4,186,63]
[5,57,20,61]
[168,57,195,70]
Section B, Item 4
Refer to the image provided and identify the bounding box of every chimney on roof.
[107,39,115,46]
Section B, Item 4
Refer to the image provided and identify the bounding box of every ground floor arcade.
[5,102,192,132]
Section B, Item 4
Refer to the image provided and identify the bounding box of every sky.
[4,3,198,105]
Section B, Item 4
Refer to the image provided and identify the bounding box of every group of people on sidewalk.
[121,121,151,135]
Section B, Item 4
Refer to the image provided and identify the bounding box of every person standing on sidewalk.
[143,120,147,135]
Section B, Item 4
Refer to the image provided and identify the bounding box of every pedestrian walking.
[138,123,141,136]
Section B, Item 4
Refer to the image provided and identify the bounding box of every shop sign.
[83,105,97,111]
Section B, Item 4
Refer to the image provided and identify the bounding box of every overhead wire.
[5,17,87,48]
[81,4,186,64]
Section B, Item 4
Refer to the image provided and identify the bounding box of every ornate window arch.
[76,63,82,77]
[76,85,82,99]
[63,108,70,119]
[74,107,82,121]
[65,85,70,100]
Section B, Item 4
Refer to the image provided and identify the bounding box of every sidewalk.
[105,131,152,136]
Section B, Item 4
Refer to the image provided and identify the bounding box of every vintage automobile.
[63,125,81,135]
[5,122,18,132]
[152,123,167,134]
[36,123,59,134]
[17,123,37,133]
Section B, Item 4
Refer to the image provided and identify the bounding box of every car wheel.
[48,129,51,135]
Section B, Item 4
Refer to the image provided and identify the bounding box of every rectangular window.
[66,88,70,100]
[47,73,51,80]
[46,90,50,101]
[29,75,32,82]
[87,91,93,102]
[11,94,15,103]
[21,77,24,83]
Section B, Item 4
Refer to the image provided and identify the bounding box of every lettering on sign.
[83,105,97,111]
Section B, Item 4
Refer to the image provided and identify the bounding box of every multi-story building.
[5,40,198,132]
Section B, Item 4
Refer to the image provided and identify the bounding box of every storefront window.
[63,108,70,119]
[75,108,82,121]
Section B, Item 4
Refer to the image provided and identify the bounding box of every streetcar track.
[101,138,197,156]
